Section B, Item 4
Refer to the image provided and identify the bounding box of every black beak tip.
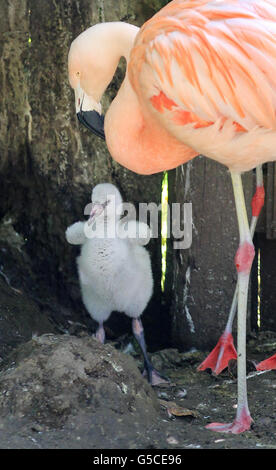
[77,110,105,141]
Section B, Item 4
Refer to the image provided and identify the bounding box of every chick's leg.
[132,318,168,386]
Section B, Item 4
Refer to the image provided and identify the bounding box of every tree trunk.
[0,0,166,354]
[170,157,254,351]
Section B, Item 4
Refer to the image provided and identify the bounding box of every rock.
[255,417,272,427]
[151,348,205,370]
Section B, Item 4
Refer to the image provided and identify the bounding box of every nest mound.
[0,334,158,429]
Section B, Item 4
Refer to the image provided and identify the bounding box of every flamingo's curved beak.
[77,110,105,140]
[74,84,105,140]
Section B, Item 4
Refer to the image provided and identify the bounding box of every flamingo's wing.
[129,0,276,132]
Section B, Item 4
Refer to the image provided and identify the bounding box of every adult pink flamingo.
[68,0,276,434]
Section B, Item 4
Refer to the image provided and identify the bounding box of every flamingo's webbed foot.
[206,406,253,434]
[198,331,237,375]
[256,353,276,371]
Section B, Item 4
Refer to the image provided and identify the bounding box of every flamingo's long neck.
[88,22,196,175]
[105,74,196,175]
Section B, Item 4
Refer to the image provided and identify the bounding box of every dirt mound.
[0,334,158,430]
[0,333,276,449]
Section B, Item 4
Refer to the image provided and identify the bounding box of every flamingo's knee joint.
[235,241,255,274]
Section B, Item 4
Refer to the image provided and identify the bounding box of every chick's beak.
[88,203,105,225]
[75,85,105,140]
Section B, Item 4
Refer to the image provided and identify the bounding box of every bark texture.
[0,0,166,352]
[170,157,254,351]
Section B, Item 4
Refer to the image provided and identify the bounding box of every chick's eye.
[76,71,80,77]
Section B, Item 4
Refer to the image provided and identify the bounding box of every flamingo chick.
[68,0,276,433]
[66,183,167,386]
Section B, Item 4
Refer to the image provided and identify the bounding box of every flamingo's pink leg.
[206,172,255,433]
[199,166,264,375]
[95,322,105,344]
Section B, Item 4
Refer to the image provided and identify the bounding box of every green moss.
[138,0,171,20]
[97,0,105,22]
